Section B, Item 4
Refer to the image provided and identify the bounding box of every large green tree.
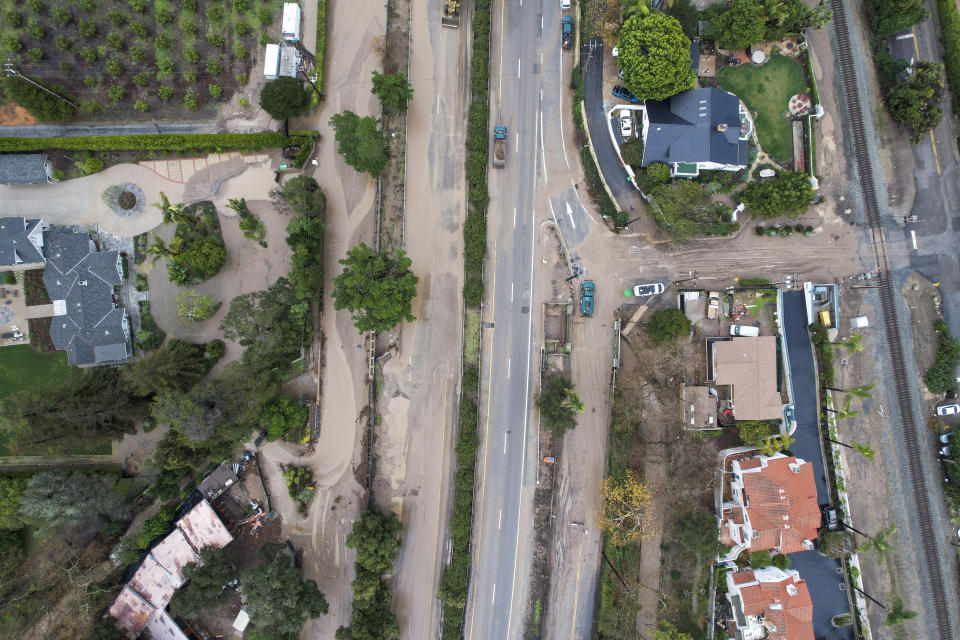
[371,70,414,113]
[329,110,390,178]
[887,60,944,144]
[169,548,237,617]
[645,308,692,344]
[258,77,312,121]
[282,175,327,218]
[871,0,928,38]
[345,510,402,575]
[711,0,768,51]
[536,375,583,437]
[0,368,141,452]
[220,278,311,372]
[2,76,76,123]
[337,510,403,640]
[332,243,419,332]
[243,543,328,639]
[18,471,123,531]
[0,476,26,530]
[617,10,696,101]
[262,396,308,441]
[741,170,814,218]
[121,339,210,398]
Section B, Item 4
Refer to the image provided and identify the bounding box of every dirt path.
[247,0,388,634]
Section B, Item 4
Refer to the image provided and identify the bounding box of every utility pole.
[3,62,78,110]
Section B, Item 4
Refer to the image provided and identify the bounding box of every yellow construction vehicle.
[442,0,460,28]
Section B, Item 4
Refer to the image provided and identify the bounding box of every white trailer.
[263,43,281,79]
[282,3,302,42]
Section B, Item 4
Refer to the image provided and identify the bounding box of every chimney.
[717,123,728,133]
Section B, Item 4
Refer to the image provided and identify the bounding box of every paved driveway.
[782,290,854,640]
[581,37,636,211]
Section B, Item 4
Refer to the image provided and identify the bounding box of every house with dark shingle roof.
[720,454,820,562]
[43,228,130,367]
[640,88,752,177]
[725,567,815,640]
[0,217,47,269]
[0,154,52,184]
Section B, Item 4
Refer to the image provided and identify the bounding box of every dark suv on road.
[612,84,640,104]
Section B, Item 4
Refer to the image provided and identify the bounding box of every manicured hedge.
[317,0,329,91]
[580,147,617,217]
[938,0,960,115]
[0,132,297,153]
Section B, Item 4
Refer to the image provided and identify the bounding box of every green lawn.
[718,54,807,164]
[0,346,81,456]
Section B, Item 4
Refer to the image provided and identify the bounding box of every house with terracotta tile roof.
[109,499,233,640]
[724,567,814,640]
[720,454,820,562]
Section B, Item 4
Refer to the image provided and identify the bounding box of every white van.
[729,324,759,337]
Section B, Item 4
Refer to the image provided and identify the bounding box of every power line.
[3,61,79,110]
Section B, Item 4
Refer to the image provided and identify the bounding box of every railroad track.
[828,1,953,636]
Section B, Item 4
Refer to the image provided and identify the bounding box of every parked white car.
[619,109,633,138]
[729,324,760,337]
[561,0,571,9]
[940,431,954,444]
[936,403,960,416]
[632,283,664,297]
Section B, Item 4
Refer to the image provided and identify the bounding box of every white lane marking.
[503,434,507,455]
[518,57,521,78]
[435,93,440,114]
[507,357,511,379]
[492,584,497,604]
[566,202,576,230]
[511,282,514,303]
[541,15,543,30]
[540,110,548,182]
[515,131,519,153]
[559,57,569,168]
[513,207,517,228]
[911,229,917,249]
[499,508,503,528]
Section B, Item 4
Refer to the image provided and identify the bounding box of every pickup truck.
[580,280,595,316]
[561,16,573,49]
[492,125,507,167]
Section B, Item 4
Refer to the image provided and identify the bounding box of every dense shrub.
[939,0,960,115]
[2,76,75,123]
[580,147,617,217]
[463,212,486,273]
[924,320,960,394]
[741,171,814,218]
[463,276,483,307]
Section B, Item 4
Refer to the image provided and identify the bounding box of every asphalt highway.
[466,0,573,637]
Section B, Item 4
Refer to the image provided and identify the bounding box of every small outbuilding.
[850,315,868,329]
[0,154,52,184]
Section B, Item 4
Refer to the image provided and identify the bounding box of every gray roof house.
[0,154,52,184]
[43,228,130,367]
[640,88,752,177]
[0,217,47,269]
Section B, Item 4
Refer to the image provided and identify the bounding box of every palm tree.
[825,395,858,420]
[152,191,189,225]
[561,389,584,414]
[884,596,918,626]
[827,438,876,461]
[838,333,864,352]
[857,525,896,564]
[764,0,790,26]
[825,383,875,398]
[759,434,795,457]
